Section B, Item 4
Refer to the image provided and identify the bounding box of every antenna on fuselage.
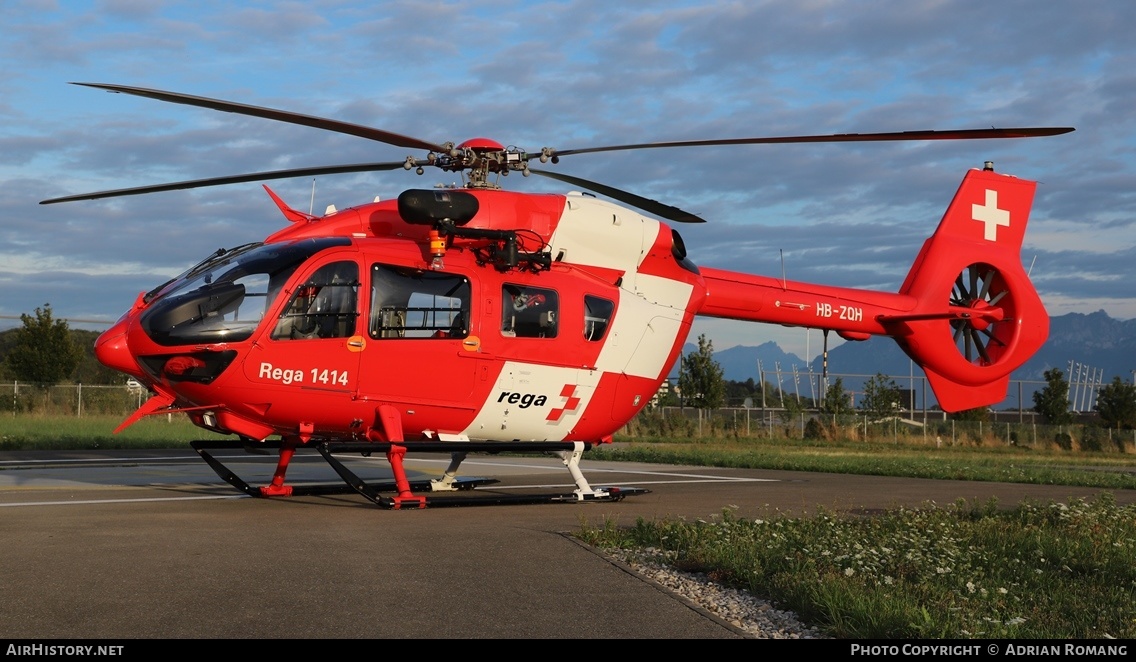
[780,249,786,289]
[309,179,316,216]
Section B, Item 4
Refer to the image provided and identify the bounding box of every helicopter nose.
[95,319,144,378]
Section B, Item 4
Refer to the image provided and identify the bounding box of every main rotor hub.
[457,137,505,152]
[414,137,533,189]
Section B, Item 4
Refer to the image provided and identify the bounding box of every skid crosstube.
[189,438,649,509]
[190,438,496,498]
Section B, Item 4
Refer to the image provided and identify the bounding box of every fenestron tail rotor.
[949,263,1011,365]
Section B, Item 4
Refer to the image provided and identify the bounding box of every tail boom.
[697,269,918,342]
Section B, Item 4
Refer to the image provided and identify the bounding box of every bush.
[803,417,827,440]
[1081,428,1105,453]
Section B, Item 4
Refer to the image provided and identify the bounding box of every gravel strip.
[604,547,831,639]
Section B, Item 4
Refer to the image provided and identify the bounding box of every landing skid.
[190,438,497,498]
[189,438,648,509]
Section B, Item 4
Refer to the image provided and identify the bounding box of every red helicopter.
[41,83,1072,509]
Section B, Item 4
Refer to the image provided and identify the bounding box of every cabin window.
[271,261,359,340]
[501,284,558,338]
[370,264,470,339]
[583,295,614,342]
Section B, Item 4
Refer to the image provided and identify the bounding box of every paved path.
[1,449,1132,639]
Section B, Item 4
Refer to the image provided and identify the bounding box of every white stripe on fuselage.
[461,362,592,441]
[597,273,691,377]
[550,195,693,378]
[461,196,694,441]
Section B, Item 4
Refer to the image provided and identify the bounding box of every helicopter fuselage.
[96,187,705,444]
[45,81,1066,505]
[96,168,1050,447]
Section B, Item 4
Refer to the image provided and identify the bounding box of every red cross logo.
[546,384,581,422]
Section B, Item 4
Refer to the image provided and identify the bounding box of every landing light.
[164,356,206,375]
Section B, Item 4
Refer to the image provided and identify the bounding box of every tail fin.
[881,166,1049,411]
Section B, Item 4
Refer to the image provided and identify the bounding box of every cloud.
[0,0,1132,336]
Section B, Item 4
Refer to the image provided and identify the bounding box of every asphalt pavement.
[1,449,1132,640]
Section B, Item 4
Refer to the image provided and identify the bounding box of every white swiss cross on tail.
[972,189,1010,241]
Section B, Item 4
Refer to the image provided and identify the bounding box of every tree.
[4,304,82,387]
[678,334,725,410]
[949,407,990,422]
[821,377,853,416]
[777,392,806,424]
[68,329,124,384]
[1095,377,1136,430]
[1032,368,1073,425]
[724,378,755,406]
[859,373,902,422]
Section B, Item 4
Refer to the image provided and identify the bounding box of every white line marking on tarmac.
[0,454,317,466]
[0,453,779,508]
[1,475,774,508]
[0,455,194,465]
[493,478,772,491]
[401,456,775,482]
[0,494,248,508]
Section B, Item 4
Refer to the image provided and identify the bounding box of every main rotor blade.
[548,127,1075,158]
[40,162,407,204]
[528,168,706,223]
[72,83,449,153]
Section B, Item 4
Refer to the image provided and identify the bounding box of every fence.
[5,381,1132,454]
[723,371,1076,415]
[6,361,1116,418]
[3,382,146,417]
[623,406,1135,454]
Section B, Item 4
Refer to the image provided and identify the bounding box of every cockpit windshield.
[143,242,262,304]
[140,237,351,346]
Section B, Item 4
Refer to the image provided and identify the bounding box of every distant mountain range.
[674,310,1136,407]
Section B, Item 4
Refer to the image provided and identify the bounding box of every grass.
[590,439,1136,490]
[579,435,1136,639]
[4,413,1136,638]
[577,496,1136,639]
[0,413,204,450]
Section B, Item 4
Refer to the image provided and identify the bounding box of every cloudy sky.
[2,0,1133,360]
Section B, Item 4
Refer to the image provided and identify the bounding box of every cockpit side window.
[502,284,558,338]
[271,261,359,340]
[369,264,470,339]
